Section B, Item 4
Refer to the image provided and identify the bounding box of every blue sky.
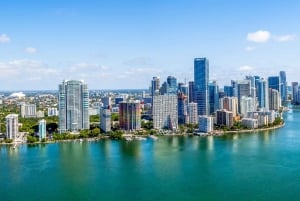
[0,0,299,90]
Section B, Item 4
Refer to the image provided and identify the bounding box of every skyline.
[1,0,300,90]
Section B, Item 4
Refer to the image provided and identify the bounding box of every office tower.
[219,97,238,117]
[101,96,112,108]
[188,81,195,103]
[224,86,234,97]
[178,92,188,124]
[269,89,281,110]
[194,58,209,115]
[208,81,219,114]
[292,82,299,104]
[216,109,233,128]
[58,80,89,132]
[152,95,178,130]
[48,107,58,116]
[178,82,189,99]
[167,76,177,94]
[151,76,160,96]
[6,114,18,140]
[268,76,280,91]
[115,97,124,105]
[245,75,256,98]
[198,116,214,133]
[236,80,251,114]
[20,103,36,118]
[257,78,269,110]
[39,119,46,140]
[119,101,141,131]
[240,96,256,117]
[187,102,198,124]
[100,108,111,133]
[280,71,287,103]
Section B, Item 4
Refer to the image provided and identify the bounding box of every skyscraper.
[257,78,269,110]
[6,114,18,140]
[151,76,160,96]
[268,76,280,91]
[167,76,177,94]
[100,108,111,133]
[208,81,219,114]
[188,81,195,103]
[177,92,187,124]
[58,80,89,132]
[280,71,287,103]
[194,58,209,115]
[39,119,46,140]
[119,101,141,131]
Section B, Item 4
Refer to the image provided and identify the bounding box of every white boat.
[135,136,147,141]
[149,135,158,140]
[125,137,133,141]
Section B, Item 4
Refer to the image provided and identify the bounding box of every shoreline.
[0,123,285,146]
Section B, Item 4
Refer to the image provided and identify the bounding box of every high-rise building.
[119,101,141,131]
[152,95,178,130]
[236,80,251,114]
[268,76,280,91]
[58,80,89,132]
[47,107,58,116]
[20,103,36,118]
[198,116,214,133]
[269,88,281,111]
[151,76,160,96]
[219,97,238,117]
[224,86,234,97]
[257,78,269,110]
[208,81,219,114]
[188,81,195,103]
[178,92,187,124]
[216,109,233,128]
[100,108,111,133]
[39,119,46,140]
[178,82,189,99]
[292,82,299,104]
[6,114,18,140]
[240,96,256,117]
[167,76,177,94]
[187,102,198,124]
[280,71,287,103]
[194,58,209,115]
[102,96,112,108]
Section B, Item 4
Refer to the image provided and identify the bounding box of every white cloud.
[274,34,296,42]
[238,65,255,72]
[247,30,271,43]
[0,34,10,43]
[244,46,256,51]
[25,47,37,54]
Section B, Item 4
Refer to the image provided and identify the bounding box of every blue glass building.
[194,58,209,115]
[208,81,219,114]
[268,76,280,91]
[280,71,287,103]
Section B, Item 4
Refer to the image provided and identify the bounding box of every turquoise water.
[1,109,300,201]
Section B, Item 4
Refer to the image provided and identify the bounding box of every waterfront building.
[219,97,238,117]
[101,96,112,108]
[6,114,18,140]
[58,80,89,132]
[246,75,256,98]
[47,107,58,116]
[241,118,258,129]
[216,109,233,128]
[198,116,214,133]
[292,82,300,104]
[208,81,219,114]
[240,96,256,117]
[20,103,36,118]
[280,71,288,103]
[39,119,46,140]
[100,108,111,133]
[269,89,281,111]
[152,95,178,130]
[119,101,141,131]
[187,102,198,124]
[194,58,209,115]
[188,81,195,103]
[177,92,188,125]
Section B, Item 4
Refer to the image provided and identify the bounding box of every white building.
[199,116,214,133]
[152,95,178,130]
[6,114,19,140]
[39,119,47,140]
[240,96,256,117]
[100,108,111,133]
[219,96,238,117]
[20,103,36,118]
[48,107,58,116]
[269,89,281,111]
[187,102,198,124]
[241,118,258,129]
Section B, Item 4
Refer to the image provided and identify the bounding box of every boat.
[149,135,158,140]
[125,137,133,141]
[135,136,147,141]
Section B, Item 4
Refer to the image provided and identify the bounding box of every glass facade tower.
[194,58,209,115]
[59,80,89,132]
